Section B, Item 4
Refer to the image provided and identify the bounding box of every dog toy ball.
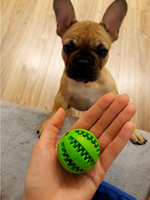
[57,129,100,174]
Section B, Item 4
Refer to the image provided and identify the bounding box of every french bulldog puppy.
[38,0,147,144]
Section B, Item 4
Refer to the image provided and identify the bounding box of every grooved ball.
[57,129,100,174]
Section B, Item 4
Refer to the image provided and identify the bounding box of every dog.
[38,0,147,145]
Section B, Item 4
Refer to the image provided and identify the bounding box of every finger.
[69,93,115,131]
[55,94,114,146]
[89,95,129,138]
[40,108,65,147]
[99,121,135,175]
[99,103,136,152]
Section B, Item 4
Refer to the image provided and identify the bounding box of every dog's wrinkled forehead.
[62,21,112,49]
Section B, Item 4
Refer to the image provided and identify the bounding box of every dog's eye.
[63,42,75,54]
[97,48,108,58]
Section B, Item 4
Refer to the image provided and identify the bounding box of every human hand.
[23,93,136,200]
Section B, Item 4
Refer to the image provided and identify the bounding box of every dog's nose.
[75,58,90,69]
[77,58,89,65]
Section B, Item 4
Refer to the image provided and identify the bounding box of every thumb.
[40,108,65,147]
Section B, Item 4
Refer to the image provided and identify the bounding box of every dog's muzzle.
[66,57,99,83]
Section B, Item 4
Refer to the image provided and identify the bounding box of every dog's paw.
[130,129,147,145]
[37,120,48,137]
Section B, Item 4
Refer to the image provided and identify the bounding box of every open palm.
[23,93,136,200]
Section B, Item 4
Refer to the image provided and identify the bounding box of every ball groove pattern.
[57,129,100,174]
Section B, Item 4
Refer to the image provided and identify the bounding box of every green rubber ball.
[57,129,100,174]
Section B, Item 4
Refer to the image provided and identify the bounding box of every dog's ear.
[53,0,77,37]
[100,0,127,41]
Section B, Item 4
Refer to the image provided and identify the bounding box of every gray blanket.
[1,101,150,200]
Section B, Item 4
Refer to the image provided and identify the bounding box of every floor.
[1,0,150,132]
